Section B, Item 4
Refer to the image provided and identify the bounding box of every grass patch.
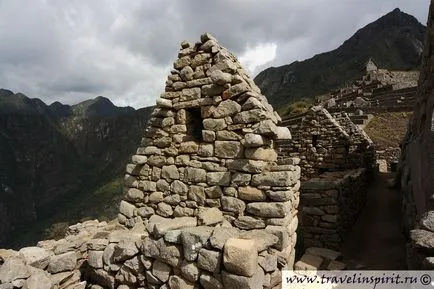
[364,112,412,149]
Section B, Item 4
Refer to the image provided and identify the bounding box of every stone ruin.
[276,106,375,255]
[0,33,301,289]
[277,106,376,180]
[397,0,434,270]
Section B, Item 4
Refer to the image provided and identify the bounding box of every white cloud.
[0,0,430,108]
[239,43,277,76]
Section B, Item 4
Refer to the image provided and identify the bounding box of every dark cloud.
[0,0,430,108]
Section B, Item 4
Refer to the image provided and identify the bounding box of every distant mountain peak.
[254,8,426,111]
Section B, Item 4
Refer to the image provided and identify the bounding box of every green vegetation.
[364,112,412,149]
[281,98,314,116]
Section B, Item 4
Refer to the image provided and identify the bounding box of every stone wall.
[277,107,375,180]
[114,33,298,288]
[298,169,368,251]
[0,33,300,289]
[397,0,434,234]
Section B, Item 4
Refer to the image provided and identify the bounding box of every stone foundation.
[299,169,368,250]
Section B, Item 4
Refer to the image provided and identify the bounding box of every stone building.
[277,106,376,180]
[114,33,300,288]
[365,58,378,73]
[0,33,300,289]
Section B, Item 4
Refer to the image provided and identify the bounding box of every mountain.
[0,90,152,247]
[254,8,426,111]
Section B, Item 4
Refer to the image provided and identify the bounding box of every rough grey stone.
[210,227,241,250]
[18,247,51,269]
[180,261,199,283]
[197,249,222,273]
[246,202,291,218]
[181,226,214,261]
[152,260,171,283]
[0,258,31,283]
[198,207,224,225]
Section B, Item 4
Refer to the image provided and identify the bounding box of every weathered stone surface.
[88,250,104,269]
[234,216,266,230]
[23,270,53,289]
[157,202,174,217]
[112,240,139,262]
[188,185,206,205]
[204,186,223,198]
[0,258,31,283]
[149,191,164,203]
[233,109,265,124]
[184,167,207,183]
[244,133,268,147]
[153,217,197,237]
[245,147,277,162]
[119,201,136,218]
[179,141,199,154]
[259,254,277,272]
[181,226,214,261]
[238,186,266,201]
[212,99,241,117]
[152,260,171,282]
[228,159,267,173]
[221,266,264,289]
[246,202,290,218]
[410,229,434,250]
[171,180,189,195]
[210,70,232,85]
[162,165,180,180]
[198,207,224,225]
[420,211,434,232]
[18,247,51,269]
[203,118,227,131]
[168,275,195,289]
[180,261,199,283]
[207,172,231,186]
[200,272,223,289]
[223,238,258,276]
[103,243,120,271]
[210,227,241,249]
[265,225,289,250]
[252,171,298,186]
[48,251,77,273]
[240,230,279,251]
[197,249,221,273]
[221,196,246,213]
[125,188,144,202]
[215,141,242,158]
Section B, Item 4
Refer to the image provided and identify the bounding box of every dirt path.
[341,172,407,269]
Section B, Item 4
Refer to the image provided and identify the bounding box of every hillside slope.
[255,8,426,111]
[0,89,152,247]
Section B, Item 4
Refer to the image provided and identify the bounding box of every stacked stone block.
[113,33,299,288]
[277,106,375,180]
[299,169,367,250]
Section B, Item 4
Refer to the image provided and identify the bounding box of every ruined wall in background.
[277,107,375,180]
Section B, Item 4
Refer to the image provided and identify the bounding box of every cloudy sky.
[0,0,430,108]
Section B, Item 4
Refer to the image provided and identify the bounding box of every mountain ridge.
[0,89,152,247]
[254,8,426,112]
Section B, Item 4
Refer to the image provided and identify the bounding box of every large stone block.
[223,238,258,277]
[251,171,297,186]
[215,141,242,158]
